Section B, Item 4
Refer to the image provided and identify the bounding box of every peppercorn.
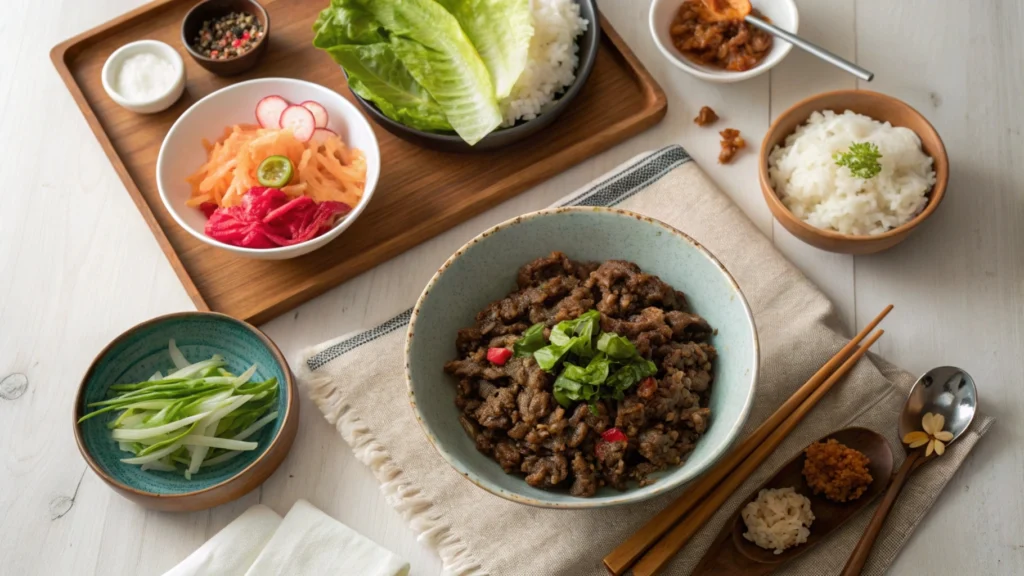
[191,11,264,59]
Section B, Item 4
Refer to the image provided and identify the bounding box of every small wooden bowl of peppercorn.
[182,0,269,76]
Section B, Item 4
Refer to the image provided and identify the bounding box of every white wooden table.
[2,0,1020,574]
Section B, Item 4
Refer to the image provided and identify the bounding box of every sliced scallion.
[78,342,278,479]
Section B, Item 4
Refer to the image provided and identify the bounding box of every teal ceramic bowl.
[406,207,759,508]
[74,312,298,511]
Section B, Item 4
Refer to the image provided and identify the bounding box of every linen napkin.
[246,499,411,576]
[163,500,409,576]
[164,505,282,576]
[297,146,993,576]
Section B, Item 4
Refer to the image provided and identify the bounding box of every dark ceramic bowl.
[347,0,600,152]
[181,0,270,77]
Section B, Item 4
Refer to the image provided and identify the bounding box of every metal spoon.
[698,0,874,81]
[840,366,978,576]
[742,17,874,81]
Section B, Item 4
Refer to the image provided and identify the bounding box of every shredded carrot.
[186,126,367,208]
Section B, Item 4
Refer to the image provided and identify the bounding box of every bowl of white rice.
[759,90,948,254]
[345,0,599,152]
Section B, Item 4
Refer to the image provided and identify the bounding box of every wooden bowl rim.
[180,0,270,64]
[758,89,949,243]
[72,310,295,500]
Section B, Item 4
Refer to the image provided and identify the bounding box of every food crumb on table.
[694,106,719,126]
[718,128,745,164]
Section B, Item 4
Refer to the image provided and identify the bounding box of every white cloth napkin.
[246,499,410,576]
[163,505,282,576]
[163,500,409,576]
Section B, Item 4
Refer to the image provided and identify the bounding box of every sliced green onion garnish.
[78,340,279,479]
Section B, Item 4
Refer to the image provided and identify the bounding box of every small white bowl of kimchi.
[156,77,380,260]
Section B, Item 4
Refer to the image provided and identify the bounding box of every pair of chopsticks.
[604,305,894,576]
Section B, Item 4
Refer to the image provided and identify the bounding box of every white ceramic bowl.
[157,78,381,260]
[101,40,186,114]
[649,0,798,83]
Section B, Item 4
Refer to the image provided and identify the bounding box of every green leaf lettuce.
[434,0,533,99]
[312,0,452,132]
[313,0,503,145]
[513,323,547,357]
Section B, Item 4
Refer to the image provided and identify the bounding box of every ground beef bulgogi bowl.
[444,253,717,497]
[405,207,758,508]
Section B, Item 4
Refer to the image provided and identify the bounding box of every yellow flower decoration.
[903,412,954,456]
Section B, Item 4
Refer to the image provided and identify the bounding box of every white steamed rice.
[741,487,815,555]
[768,110,936,235]
[499,0,588,126]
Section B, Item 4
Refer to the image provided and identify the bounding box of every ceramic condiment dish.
[649,0,798,83]
[101,40,186,114]
[181,0,270,76]
[73,312,298,511]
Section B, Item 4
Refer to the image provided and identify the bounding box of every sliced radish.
[300,101,329,129]
[311,128,338,144]
[279,105,316,142]
[255,95,290,129]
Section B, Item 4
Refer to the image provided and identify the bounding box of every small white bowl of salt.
[101,40,185,114]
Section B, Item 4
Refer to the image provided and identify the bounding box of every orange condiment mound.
[186,125,366,209]
[802,439,873,502]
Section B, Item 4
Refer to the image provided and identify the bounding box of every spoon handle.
[840,449,924,576]
[743,16,875,82]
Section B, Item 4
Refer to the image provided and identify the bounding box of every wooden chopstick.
[603,305,893,575]
[631,328,886,576]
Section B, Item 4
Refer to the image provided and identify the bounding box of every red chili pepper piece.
[232,39,243,47]
[595,428,628,459]
[486,347,512,366]
[601,427,628,444]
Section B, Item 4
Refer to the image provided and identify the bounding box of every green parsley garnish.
[833,142,882,179]
[515,310,657,414]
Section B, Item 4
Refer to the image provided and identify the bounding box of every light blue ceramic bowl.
[406,207,758,508]
[74,312,298,511]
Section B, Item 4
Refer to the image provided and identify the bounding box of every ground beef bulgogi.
[443,252,717,496]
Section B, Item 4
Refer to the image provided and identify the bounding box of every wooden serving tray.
[51,0,666,324]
